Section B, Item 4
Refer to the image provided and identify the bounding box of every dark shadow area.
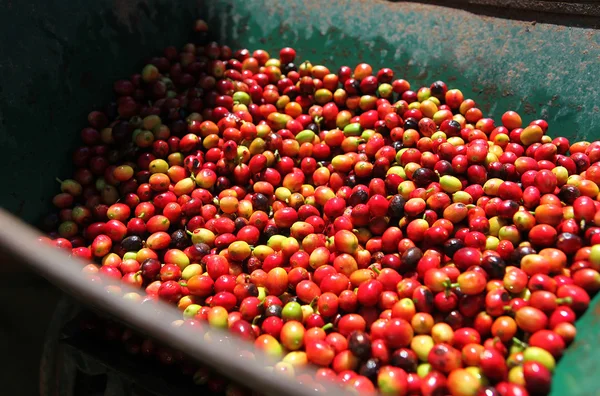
[0,251,61,395]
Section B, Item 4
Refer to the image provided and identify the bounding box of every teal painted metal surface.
[1,0,599,394]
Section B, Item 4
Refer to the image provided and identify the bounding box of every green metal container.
[1,1,599,394]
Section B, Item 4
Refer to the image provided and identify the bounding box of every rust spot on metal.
[593,301,600,317]
[482,83,498,97]
[523,101,536,114]
[278,24,289,36]
[586,31,600,48]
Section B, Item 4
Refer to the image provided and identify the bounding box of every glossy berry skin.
[523,361,551,396]
[384,319,414,349]
[427,343,462,373]
[357,280,384,307]
[306,340,335,366]
[157,281,182,303]
[348,331,371,360]
[377,366,408,396]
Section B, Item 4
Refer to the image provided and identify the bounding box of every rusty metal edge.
[396,0,600,20]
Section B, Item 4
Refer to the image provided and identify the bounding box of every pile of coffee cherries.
[40,19,600,396]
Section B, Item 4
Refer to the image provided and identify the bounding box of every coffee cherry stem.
[442,279,458,297]
[512,337,529,349]
[370,265,381,275]
[310,296,319,310]
[556,297,572,305]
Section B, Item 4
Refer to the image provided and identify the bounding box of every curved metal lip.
[0,208,349,396]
